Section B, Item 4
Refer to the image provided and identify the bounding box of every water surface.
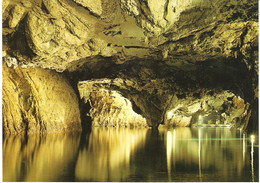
[3,127,258,182]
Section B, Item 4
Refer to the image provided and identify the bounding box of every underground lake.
[3,127,258,182]
[2,0,259,182]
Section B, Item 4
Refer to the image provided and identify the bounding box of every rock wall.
[75,57,252,129]
[164,91,250,129]
[2,0,258,131]
[78,79,147,128]
[4,0,257,70]
[77,75,250,129]
[3,63,81,134]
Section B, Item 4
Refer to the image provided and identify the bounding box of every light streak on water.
[173,129,176,170]
[167,131,172,182]
[198,128,202,182]
[3,127,258,182]
[251,135,255,182]
[243,133,246,164]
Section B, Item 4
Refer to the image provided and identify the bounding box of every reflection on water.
[251,135,255,182]
[162,127,257,182]
[3,134,81,182]
[75,128,148,181]
[3,127,258,182]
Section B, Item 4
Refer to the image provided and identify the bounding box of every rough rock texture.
[77,73,250,129]
[164,91,250,128]
[74,56,252,129]
[121,0,257,35]
[3,63,81,134]
[78,80,147,127]
[3,0,257,69]
[2,0,258,131]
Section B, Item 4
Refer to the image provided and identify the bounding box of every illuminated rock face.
[164,91,250,128]
[3,0,257,69]
[3,63,81,134]
[2,0,258,131]
[76,60,252,129]
[78,78,250,129]
[78,80,147,127]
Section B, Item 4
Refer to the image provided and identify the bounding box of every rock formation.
[78,79,147,127]
[3,63,81,134]
[2,0,258,133]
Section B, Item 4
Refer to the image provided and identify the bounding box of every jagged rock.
[3,63,81,134]
[164,91,250,128]
[2,0,258,131]
[78,80,147,128]
[77,73,250,128]
[73,57,254,128]
[121,0,257,36]
[3,0,258,69]
[73,0,102,16]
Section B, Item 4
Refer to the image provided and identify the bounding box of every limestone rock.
[164,91,250,128]
[3,0,117,71]
[78,80,147,128]
[120,0,257,36]
[3,0,258,74]
[2,0,258,131]
[73,0,102,16]
[77,72,250,128]
[160,22,258,61]
[3,63,81,134]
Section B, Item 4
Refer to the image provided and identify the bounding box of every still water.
[3,127,259,182]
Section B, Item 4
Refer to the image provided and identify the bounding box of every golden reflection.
[166,131,172,181]
[75,128,148,182]
[161,127,248,180]
[3,136,24,182]
[243,133,246,164]
[3,133,80,182]
[251,135,255,182]
[198,128,202,182]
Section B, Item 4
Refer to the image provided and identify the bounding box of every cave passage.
[2,0,259,182]
[75,57,255,131]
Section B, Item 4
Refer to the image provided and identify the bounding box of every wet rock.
[72,57,254,128]
[3,0,258,70]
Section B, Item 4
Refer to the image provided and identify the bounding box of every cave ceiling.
[2,0,259,131]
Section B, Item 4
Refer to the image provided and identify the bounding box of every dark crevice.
[63,71,92,133]
[70,0,101,19]
[7,14,36,59]
[131,99,143,115]
[41,2,50,14]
